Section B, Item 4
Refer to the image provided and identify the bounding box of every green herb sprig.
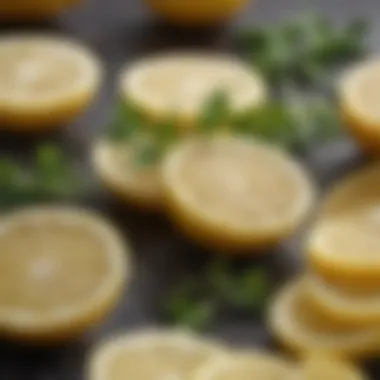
[238,12,369,85]
[163,260,269,331]
[0,144,85,209]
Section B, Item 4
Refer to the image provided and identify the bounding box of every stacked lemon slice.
[88,329,367,380]
[269,163,380,358]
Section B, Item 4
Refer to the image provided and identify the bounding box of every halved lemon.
[0,34,102,131]
[303,274,380,326]
[88,329,227,380]
[0,207,128,342]
[146,0,250,26]
[195,351,295,380]
[161,135,315,252]
[299,355,367,380]
[339,58,380,153]
[120,53,267,130]
[92,140,162,210]
[268,280,380,358]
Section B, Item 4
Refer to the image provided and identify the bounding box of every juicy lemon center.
[0,219,110,312]
[179,141,302,228]
[0,44,80,97]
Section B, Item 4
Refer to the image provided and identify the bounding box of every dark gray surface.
[0,0,378,379]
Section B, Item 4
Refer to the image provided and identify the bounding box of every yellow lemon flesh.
[161,135,315,252]
[0,207,128,342]
[146,0,250,26]
[88,329,227,380]
[195,351,295,380]
[120,53,267,131]
[268,280,380,358]
[340,58,380,153]
[92,140,162,210]
[0,34,102,131]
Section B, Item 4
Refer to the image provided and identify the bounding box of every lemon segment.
[161,135,315,252]
[268,280,380,358]
[339,59,380,153]
[92,140,162,210]
[120,53,267,131]
[303,274,380,326]
[146,0,250,26]
[195,351,295,380]
[88,329,227,380]
[0,35,102,131]
[0,207,129,342]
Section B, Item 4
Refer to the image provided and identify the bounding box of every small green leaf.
[198,90,231,132]
[107,102,143,142]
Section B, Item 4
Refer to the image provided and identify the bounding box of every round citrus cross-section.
[268,280,380,358]
[0,207,129,342]
[120,53,267,130]
[88,329,227,380]
[0,34,102,131]
[339,58,380,153]
[161,135,315,252]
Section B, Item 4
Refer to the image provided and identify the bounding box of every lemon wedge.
[161,135,315,252]
[195,351,295,380]
[88,329,227,380]
[92,140,162,209]
[0,207,128,342]
[0,34,102,131]
[120,53,267,130]
[268,280,380,358]
[340,58,380,153]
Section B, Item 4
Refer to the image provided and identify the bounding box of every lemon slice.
[308,163,380,287]
[161,135,315,251]
[146,0,249,26]
[308,214,380,287]
[318,163,380,220]
[92,140,162,209]
[195,351,295,380]
[304,274,380,326]
[339,58,380,153]
[88,329,227,380]
[120,53,267,130]
[0,34,102,131]
[299,356,367,380]
[268,280,380,358]
[0,207,128,342]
